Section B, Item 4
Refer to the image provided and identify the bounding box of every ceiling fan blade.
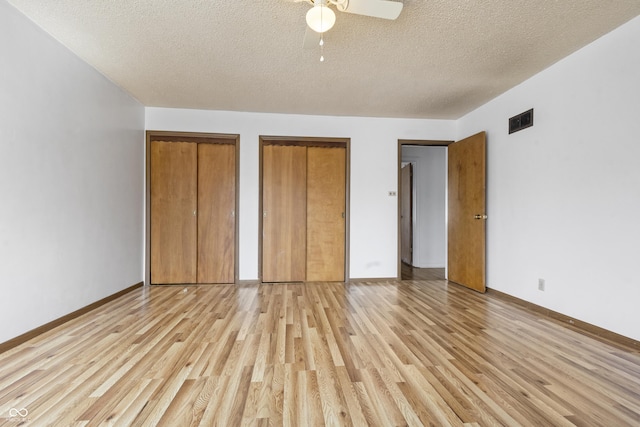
[337,0,403,20]
[303,26,321,49]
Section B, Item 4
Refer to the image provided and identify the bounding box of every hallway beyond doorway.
[401,263,445,281]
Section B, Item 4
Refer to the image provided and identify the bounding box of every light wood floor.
[1,280,639,426]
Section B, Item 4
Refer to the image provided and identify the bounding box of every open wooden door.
[401,163,413,265]
[447,132,487,292]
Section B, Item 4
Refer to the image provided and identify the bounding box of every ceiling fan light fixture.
[306,3,336,33]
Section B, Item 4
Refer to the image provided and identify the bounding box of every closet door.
[262,145,307,282]
[306,147,346,281]
[150,141,197,284]
[198,143,235,283]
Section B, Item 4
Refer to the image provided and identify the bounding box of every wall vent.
[509,108,533,134]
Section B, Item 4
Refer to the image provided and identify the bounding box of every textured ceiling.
[6,0,640,119]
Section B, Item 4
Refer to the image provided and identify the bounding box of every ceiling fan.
[294,0,404,49]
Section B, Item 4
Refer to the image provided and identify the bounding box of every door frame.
[259,136,351,283]
[397,139,453,279]
[145,131,240,285]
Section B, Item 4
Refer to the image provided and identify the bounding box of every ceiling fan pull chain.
[319,9,325,62]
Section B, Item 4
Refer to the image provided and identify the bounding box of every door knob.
[474,214,488,220]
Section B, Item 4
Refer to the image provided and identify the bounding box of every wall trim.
[487,287,639,350]
[0,282,143,355]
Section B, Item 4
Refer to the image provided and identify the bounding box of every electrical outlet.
[538,278,545,291]
[388,191,397,196]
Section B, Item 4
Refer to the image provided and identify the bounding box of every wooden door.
[150,141,197,284]
[447,132,487,292]
[401,163,413,265]
[197,143,235,283]
[306,147,346,281]
[262,145,307,282]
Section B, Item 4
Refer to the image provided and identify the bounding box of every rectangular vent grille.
[509,108,534,134]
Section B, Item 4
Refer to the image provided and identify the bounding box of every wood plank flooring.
[1,280,639,426]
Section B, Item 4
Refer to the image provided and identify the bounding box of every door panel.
[447,132,487,292]
[197,143,235,283]
[401,163,413,265]
[263,145,307,282]
[306,147,346,281]
[150,141,197,284]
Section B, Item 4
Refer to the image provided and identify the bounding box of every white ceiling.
[7,0,640,119]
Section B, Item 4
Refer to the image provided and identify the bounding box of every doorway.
[398,140,450,280]
[398,133,487,292]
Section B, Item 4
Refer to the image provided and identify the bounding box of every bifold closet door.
[150,141,197,284]
[197,143,235,283]
[262,145,307,282]
[306,146,346,281]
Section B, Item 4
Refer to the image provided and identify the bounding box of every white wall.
[0,1,145,343]
[146,109,455,280]
[402,146,447,268]
[457,16,640,341]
